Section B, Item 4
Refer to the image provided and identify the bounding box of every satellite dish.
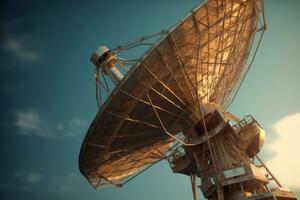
[79,0,297,199]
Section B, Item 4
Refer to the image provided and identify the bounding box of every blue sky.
[0,0,300,199]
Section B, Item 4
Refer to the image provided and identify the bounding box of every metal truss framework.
[79,0,268,189]
[77,3,300,200]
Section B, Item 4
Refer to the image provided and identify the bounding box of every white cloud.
[0,171,43,191]
[3,36,39,63]
[55,173,82,193]
[66,118,87,137]
[1,171,82,195]
[266,113,300,189]
[15,110,86,138]
[15,110,43,135]
[13,171,43,184]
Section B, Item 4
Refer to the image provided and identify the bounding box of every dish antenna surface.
[79,0,297,199]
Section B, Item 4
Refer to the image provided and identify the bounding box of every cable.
[227,28,265,108]
[146,93,198,147]
[95,69,102,109]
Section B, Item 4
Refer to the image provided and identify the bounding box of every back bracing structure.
[79,0,298,199]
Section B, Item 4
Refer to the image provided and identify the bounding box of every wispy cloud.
[0,171,43,191]
[266,113,300,189]
[15,110,44,136]
[54,173,82,193]
[0,171,82,195]
[15,109,86,138]
[26,173,43,183]
[14,171,43,184]
[3,35,39,63]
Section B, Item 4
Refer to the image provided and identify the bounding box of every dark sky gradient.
[0,0,299,199]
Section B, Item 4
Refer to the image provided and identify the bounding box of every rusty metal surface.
[79,0,264,188]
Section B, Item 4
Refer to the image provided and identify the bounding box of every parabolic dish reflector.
[79,0,264,188]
